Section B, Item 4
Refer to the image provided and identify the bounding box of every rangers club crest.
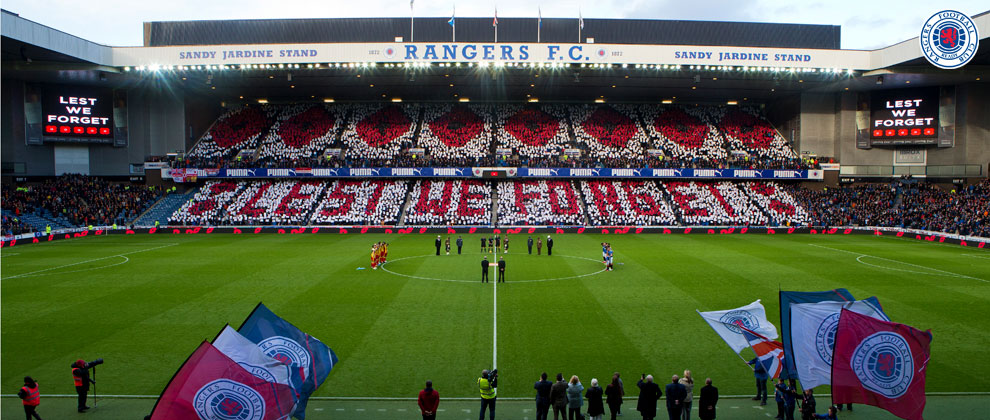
[194,379,265,420]
[815,312,841,364]
[719,310,760,334]
[851,332,914,398]
[921,10,979,69]
[258,336,311,378]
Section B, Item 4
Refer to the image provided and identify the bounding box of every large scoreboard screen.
[870,88,939,145]
[42,85,115,141]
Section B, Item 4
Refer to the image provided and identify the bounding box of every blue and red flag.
[778,289,855,379]
[150,341,297,420]
[239,303,339,420]
[831,309,932,420]
[739,325,786,379]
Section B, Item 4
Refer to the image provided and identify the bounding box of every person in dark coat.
[550,373,569,420]
[636,375,662,420]
[456,236,463,254]
[586,378,605,420]
[497,257,506,283]
[534,372,553,420]
[547,235,554,255]
[435,235,442,255]
[418,380,440,420]
[748,357,768,405]
[481,237,486,252]
[527,236,534,254]
[698,378,718,420]
[665,375,687,420]
[481,256,490,283]
[605,374,623,420]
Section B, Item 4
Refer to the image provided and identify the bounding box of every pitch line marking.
[808,244,987,283]
[964,254,990,260]
[380,253,607,283]
[4,243,180,280]
[8,256,131,279]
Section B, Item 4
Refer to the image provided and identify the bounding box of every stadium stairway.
[490,182,498,227]
[398,184,417,226]
[133,191,197,226]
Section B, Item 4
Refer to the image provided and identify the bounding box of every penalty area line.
[4,243,180,280]
[808,243,987,283]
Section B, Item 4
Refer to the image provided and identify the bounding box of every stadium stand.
[177,103,818,171]
[662,181,769,226]
[580,181,678,226]
[134,190,198,227]
[310,180,407,225]
[1,175,160,229]
[404,180,492,226]
[497,180,587,226]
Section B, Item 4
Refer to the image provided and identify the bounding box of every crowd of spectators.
[340,104,419,163]
[310,180,407,225]
[2,213,31,236]
[580,181,677,226]
[176,103,819,172]
[404,180,492,225]
[741,182,810,226]
[569,105,649,161]
[497,180,587,225]
[256,105,342,166]
[785,183,898,228]
[220,181,328,225]
[495,105,572,159]
[170,181,247,225]
[418,105,493,160]
[187,106,270,161]
[2,175,160,229]
[662,181,769,226]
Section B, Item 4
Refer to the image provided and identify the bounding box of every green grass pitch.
[2,233,988,413]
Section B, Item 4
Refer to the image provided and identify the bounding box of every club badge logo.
[719,310,760,334]
[851,332,914,398]
[815,312,841,364]
[194,379,265,420]
[258,336,311,379]
[921,10,979,69]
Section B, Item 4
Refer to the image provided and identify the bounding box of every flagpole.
[537,6,541,43]
[578,8,581,43]
[410,1,415,43]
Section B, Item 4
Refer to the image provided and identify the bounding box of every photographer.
[478,369,497,420]
[71,359,101,413]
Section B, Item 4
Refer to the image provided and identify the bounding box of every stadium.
[1,4,989,420]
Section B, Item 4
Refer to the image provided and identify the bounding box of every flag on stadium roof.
[790,297,889,389]
[697,299,778,354]
[493,7,498,27]
[448,6,455,27]
[213,324,296,389]
[831,309,932,420]
[778,289,855,380]
[579,9,584,30]
[239,303,339,420]
[739,325,785,379]
[150,341,297,420]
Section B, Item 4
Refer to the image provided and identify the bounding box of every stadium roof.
[144,17,841,49]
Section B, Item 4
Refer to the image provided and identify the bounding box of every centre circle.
[379,253,608,283]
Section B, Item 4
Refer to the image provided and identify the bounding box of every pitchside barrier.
[3,225,987,248]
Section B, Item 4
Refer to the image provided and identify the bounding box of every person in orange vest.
[18,376,43,420]
[72,359,98,413]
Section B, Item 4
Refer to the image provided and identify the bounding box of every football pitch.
[2,232,989,418]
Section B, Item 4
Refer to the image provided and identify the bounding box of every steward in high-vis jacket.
[72,360,96,413]
[18,376,43,420]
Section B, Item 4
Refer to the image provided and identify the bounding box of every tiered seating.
[662,181,769,226]
[257,105,342,165]
[580,181,677,226]
[569,105,649,163]
[222,181,327,225]
[340,104,418,163]
[494,105,571,159]
[188,106,269,161]
[641,106,727,166]
[417,105,492,160]
[740,182,809,226]
[0,175,160,228]
[135,191,196,227]
[786,183,897,227]
[404,180,491,226]
[497,180,585,226]
[716,108,799,167]
[170,181,246,225]
[310,180,407,225]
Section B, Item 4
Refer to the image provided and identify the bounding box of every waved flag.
[697,299,778,354]
[779,289,855,380]
[739,325,785,379]
[832,309,932,420]
[239,303,339,420]
[214,325,295,388]
[791,298,889,389]
[150,341,297,420]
